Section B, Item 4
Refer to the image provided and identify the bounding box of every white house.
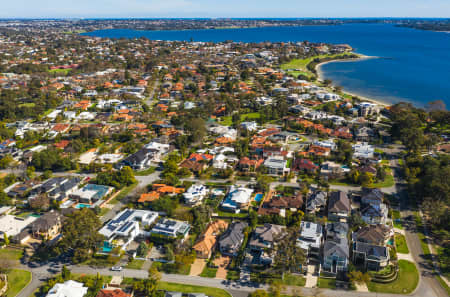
[183,184,208,206]
[99,209,158,250]
[46,280,88,297]
[353,142,375,159]
[240,121,258,132]
[221,186,253,213]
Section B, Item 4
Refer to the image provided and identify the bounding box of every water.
[75,203,92,209]
[82,24,450,107]
[254,193,263,202]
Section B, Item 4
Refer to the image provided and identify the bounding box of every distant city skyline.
[1,0,450,18]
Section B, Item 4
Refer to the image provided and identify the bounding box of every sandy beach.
[315,54,390,107]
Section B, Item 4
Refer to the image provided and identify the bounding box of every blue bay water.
[82,24,450,107]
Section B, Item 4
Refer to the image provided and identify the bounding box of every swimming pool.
[75,203,92,209]
[254,193,263,202]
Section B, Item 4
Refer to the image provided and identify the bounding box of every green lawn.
[157,282,231,297]
[370,174,395,188]
[134,167,156,176]
[0,248,23,261]
[367,260,419,294]
[282,273,306,287]
[395,234,410,254]
[392,210,403,229]
[108,182,138,204]
[48,68,71,75]
[317,277,335,289]
[240,112,260,121]
[281,53,357,78]
[5,269,32,297]
[226,270,240,281]
[218,116,232,126]
[217,211,248,218]
[199,266,217,278]
[126,259,146,270]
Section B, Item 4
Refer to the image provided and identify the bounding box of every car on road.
[110,266,123,271]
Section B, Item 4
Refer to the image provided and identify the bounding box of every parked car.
[111,266,123,271]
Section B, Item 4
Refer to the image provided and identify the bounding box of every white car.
[111,266,123,271]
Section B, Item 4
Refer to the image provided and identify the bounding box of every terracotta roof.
[96,289,131,297]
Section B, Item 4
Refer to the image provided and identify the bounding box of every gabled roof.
[323,239,349,258]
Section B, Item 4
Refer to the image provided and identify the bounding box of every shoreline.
[315,55,390,107]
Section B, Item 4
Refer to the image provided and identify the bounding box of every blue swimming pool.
[254,193,263,202]
[102,241,113,253]
[75,203,92,209]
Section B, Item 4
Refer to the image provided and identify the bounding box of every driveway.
[214,256,230,279]
[304,264,318,288]
[190,259,207,276]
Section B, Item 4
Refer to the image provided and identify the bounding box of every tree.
[137,242,149,258]
[61,265,71,280]
[58,208,104,263]
[273,227,305,273]
[347,270,371,284]
[3,233,9,246]
[29,194,50,211]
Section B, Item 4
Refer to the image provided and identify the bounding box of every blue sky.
[1,0,450,18]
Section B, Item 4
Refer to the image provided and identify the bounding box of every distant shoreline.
[315,55,390,107]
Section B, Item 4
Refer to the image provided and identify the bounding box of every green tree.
[58,208,104,263]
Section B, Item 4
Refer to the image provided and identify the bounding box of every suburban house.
[99,209,159,251]
[183,184,208,206]
[46,280,88,297]
[248,223,285,265]
[31,177,82,202]
[323,239,349,275]
[360,188,388,225]
[264,156,289,175]
[119,141,169,170]
[221,186,253,213]
[150,218,191,240]
[306,191,327,213]
[297,221,323,259]
[322,222,349,274]
[352,241,389,271]
[96,289,131,297]
[258,192,303,216]
[352,224,392,246]
[70,184,113,205]
[192,220,229,259]
[320,161,347,179]
[328,191,351,221]
[218,221,248,257]
[31,211,64,240]
[293,158,319,173]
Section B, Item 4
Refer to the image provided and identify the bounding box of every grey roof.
[325,222,349,243]
[354,242,388,260]
[328,191,350,213]
[323,239,349,259]
[306,191,327,211]
[219,221,247,251]
[249,224,285,248]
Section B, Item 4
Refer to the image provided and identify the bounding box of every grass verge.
[395,234,409,254]
[282,273,306,287]
[157,282,231,297]
[317,277,335,289]
[126,259,146,270]
[109,182,138,204]
[199,266,218,278]
[5,269,32,297]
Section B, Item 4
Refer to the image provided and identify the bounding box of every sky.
[1,0,450,18]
